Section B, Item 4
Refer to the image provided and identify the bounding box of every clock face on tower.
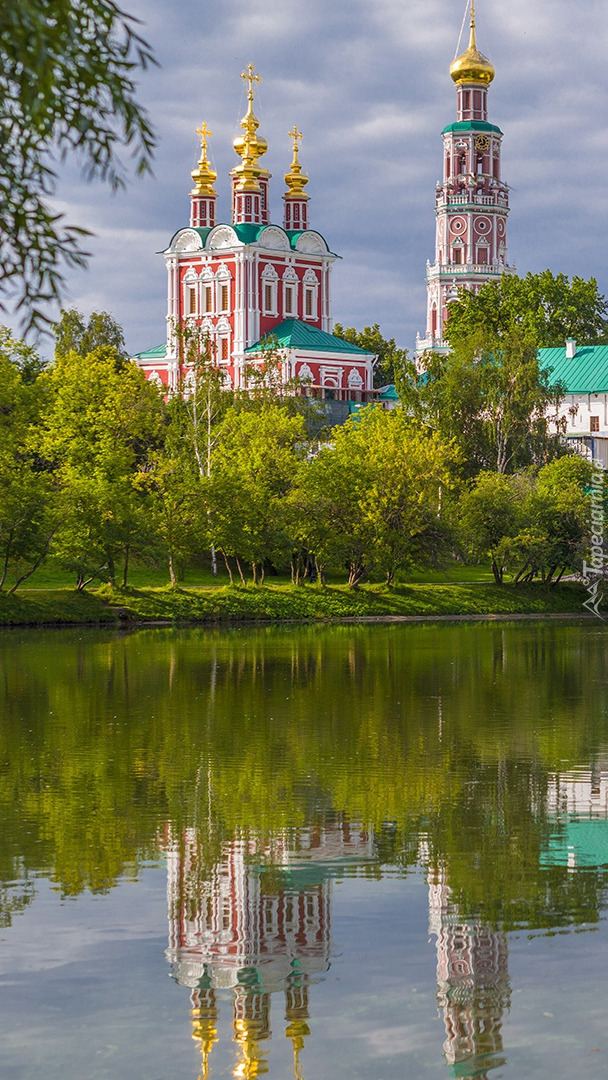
[475,134,490,151]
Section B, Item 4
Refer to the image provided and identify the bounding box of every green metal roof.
[540,344,608,394]
[245,319,374,356]
[168,223,334,253]
[377,384,399,401]
[442,120,503,135]
[132,343,167,361]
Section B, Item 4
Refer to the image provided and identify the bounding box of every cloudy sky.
[40,0,608,355]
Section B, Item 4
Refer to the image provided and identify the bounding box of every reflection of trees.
[1,623,608,929]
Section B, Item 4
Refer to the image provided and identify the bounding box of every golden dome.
[233,63,268,193]
[450,3,495,86]
[284,126,309,200]
[191,123,217,196]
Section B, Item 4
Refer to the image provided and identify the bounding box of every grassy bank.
[0,580,596,628]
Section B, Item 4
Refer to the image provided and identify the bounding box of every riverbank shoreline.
[0,581,599,629]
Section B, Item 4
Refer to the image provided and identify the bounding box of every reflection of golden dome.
[450,4,495,86]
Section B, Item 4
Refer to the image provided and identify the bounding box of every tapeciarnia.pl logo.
[581,459,606,620]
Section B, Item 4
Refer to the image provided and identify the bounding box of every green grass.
[0,588,118,626]
[21,558,495,591]
[0,580,594,627]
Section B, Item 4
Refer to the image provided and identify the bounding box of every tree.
[0,1,155,333]
[290,408,457,586]
[419,327,565,476]
[501,456,594,585]
[333,322,414,389]
[445,270,608,350]
[38,347,163,587]
[208,404,306,584]
[0,329,55,591]
[458,472,521,584]
[54,308,128,361]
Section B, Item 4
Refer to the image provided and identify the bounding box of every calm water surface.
[1,621,607,1080]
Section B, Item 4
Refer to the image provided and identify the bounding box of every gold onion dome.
[284,126,309,199]
[191,123,217,196]
[233,64,268,192]
[450,4,495,85]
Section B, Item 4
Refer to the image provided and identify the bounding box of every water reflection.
[165,821,375,1077]
[429,870,510,1079]
[2,623,608,1078]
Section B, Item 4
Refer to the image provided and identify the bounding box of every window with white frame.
[216,316,231,364]
[261,263,279,316]
[282,267,298,318]
[302,269,319,321]
[215,266,231,314]
[183,268,199,316]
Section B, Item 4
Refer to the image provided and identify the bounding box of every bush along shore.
[0,581,599,628]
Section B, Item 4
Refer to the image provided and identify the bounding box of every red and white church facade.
[133,65,375,402]
[416,2,515,356]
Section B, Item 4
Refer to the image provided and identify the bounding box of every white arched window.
[302,268,319,321]
[261,263,279,316]
[215,265,231,314]
[282,266,299,318]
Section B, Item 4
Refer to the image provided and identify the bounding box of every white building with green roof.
[541,339,608,467]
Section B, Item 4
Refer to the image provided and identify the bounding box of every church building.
[416,2,515,355]
[133,65,375,407]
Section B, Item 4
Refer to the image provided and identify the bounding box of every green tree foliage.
[54,308,128,361]
[208,404,306,584]
[0,1,156,332]
[500,456,594,585]
[333,322,415,390]
[445,270,608,349]
[0,330,54,590]
[39,347,163,587]
[459,472,521,584]
[290,408,457,586]
[459,459,594,586]
[419,327,565,476]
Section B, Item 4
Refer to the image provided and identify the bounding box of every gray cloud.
[32,0,608,355]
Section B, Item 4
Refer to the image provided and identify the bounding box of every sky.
[32,0,608,356]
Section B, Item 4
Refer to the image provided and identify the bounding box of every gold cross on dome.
[288,125,303,153]
[196,122,212,156]
[241,63,261,101]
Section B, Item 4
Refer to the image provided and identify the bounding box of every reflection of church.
[164,822,375,1078]
[428,868,511,1080]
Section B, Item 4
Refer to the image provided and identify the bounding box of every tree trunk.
[221,549,234,585]
[122,545,130,588]
[348,561,366,588]
[490,557,503,585]
[168,550,177,587]
[8,532,55,594]
[235,556,247,586]
[107,555,116,587]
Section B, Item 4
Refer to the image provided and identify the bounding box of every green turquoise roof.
[245,319,374,356]
[540,344,608,394]
[442,120,502,135]
[132,343,166,361]
[169,223,334,253]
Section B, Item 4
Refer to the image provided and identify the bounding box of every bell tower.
[416,1,515,357]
